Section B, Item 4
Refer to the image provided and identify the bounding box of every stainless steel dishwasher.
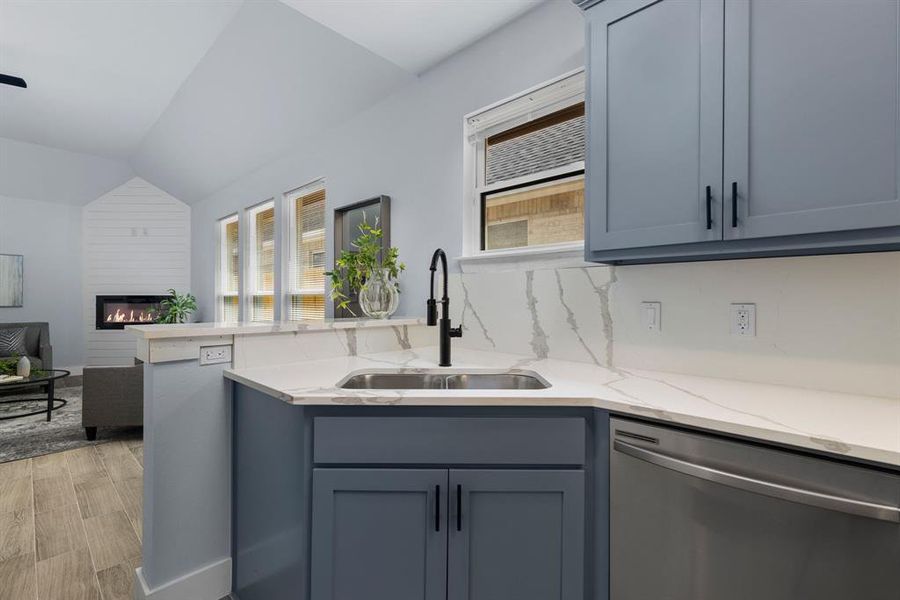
[610,417,900,600]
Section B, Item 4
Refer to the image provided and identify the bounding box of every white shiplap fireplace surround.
[82,177,190,367]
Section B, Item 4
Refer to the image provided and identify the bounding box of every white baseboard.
[134,557,231,600]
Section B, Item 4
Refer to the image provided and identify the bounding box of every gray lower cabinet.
[583,0,900,263]
[310,469,448,600]
[310,468,585,600]
[448,469,585,600]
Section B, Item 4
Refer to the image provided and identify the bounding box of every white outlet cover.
[200,344,232,365]
[641,302,661,332]
[730,303,756,337]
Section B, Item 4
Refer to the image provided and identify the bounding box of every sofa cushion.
[24,356,43,370]
[0,327,27,357]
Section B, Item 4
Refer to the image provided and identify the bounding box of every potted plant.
[326,219,405,318]
[158,289,198,324]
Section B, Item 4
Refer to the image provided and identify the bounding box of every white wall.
[189,0,586,321]
[83,178,191,366]
[184,0,898,399]
[0,138,135,369]
[0,137,133,205]
[450,252,900,399]
[0,194,84,368]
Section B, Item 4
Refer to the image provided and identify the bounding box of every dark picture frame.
[332,196,391,319]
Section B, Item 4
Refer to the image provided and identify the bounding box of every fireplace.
[95,295,169,330]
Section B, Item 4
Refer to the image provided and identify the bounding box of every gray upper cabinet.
[582,0,900,263]
[723,0,900,239]
[587,0,724,251]
[310,469,448,600]
[447,469,585,600]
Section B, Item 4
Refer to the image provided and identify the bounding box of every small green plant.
[0,357,46,378]
[158,289,198,324]
[325,219,405,316]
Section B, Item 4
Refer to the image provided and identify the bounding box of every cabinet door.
[724,0,900,239]
[311,469,447,600]
[587,0,724,251]
[447,470,585,600]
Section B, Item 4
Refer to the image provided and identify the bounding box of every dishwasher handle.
[614,439,900,523]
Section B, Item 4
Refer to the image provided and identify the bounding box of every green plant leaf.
[327,217,406,310]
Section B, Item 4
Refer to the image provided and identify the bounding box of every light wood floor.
[0,440,143,600]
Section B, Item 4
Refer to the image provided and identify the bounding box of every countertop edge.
[223,368,900,469]
[126,317,426,340]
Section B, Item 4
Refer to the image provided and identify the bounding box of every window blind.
[289,184,326,321]
[249,203,275,322]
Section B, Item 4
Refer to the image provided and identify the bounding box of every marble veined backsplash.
[449,251,900,398]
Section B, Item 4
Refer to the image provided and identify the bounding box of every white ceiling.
[130,0,413,202]
[0,0,243,158]
[0,0,547,203]
[280,0,544,74]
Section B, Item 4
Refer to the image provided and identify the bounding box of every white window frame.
[283,179,327,321]
[245,199,276,322]
[461,68,589,272]
[215,213,240,322]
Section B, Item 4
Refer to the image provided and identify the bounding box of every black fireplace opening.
[95,295,169,330]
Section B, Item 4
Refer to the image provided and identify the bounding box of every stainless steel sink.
[337,370,550,390]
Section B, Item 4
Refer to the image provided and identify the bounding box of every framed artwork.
[332,196,391,318]
[0,254,24,307]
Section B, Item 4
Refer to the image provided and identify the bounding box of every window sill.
[456,243,591,273]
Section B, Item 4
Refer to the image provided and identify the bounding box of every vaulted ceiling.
[0,0,545,204]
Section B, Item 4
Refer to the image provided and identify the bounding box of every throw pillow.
[0,327,27,357]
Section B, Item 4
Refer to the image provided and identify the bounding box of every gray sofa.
[0,322,52,397]
[82,359,143,440]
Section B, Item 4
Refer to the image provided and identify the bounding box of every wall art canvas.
[0,254,24,307]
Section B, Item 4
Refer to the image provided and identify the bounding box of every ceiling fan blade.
[0,74,27,88]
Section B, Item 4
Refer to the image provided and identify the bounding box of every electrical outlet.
[641,302,661,332]
[200,344,232,365]
[730,303,756,337]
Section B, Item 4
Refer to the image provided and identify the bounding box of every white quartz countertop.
[224,346,900,467]
[126,317,425,339]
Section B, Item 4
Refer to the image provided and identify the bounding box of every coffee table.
[0,369,70,421]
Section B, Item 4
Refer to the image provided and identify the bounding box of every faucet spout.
[426,248,461,366]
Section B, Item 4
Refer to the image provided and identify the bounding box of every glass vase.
[358,268,399,319]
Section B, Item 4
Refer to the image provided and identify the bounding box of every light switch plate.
[640,301,661,332]
[730,303,756,337]
[200,344,232,365]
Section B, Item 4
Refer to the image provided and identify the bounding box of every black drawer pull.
[731,181,738,228]
[435,485,440,532]
[456,484,462,531]
[705,185,712,230]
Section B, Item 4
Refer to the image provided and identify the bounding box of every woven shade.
[485,103,585,185]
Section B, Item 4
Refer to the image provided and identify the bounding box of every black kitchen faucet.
[427,248,462,367]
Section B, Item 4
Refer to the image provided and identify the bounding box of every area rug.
[0,385,142,463]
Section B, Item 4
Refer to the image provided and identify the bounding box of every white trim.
[283,179,326,321]
[215,214,239,323]
[457,242,590,273]
[134,558,231,600]
[462,71,586,262]
[465,68,585,140]
[244,199,275,321]
[479,162,584,195]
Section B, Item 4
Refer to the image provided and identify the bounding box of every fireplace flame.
[106,308,156,323]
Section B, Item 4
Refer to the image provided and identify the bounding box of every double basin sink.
[337,370,550,390]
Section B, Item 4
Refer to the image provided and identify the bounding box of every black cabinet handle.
[731,181,738,228]
[705,185,712,230]
[435,485,440,532]
[456,484,462,531]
